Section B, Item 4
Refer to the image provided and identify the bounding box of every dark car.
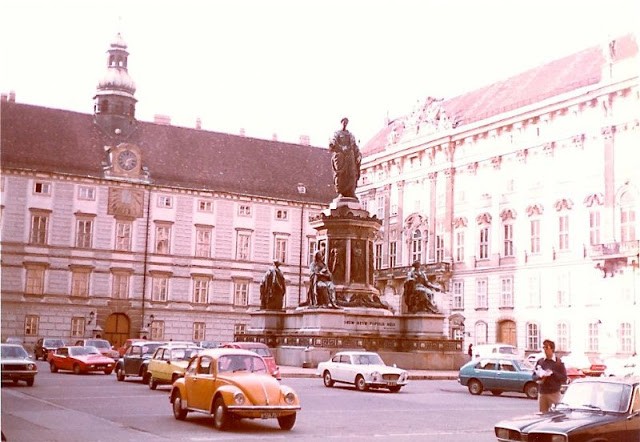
[1,344,38,386]
[458,358,538,399]
[115,341,165,383]
[34,338,65,361]
[220,342,280,380]
[495,376,640,441]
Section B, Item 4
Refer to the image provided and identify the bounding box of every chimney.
[154,114,171,125]
[239,128,246,137]
[1,93,7,102]
[272,133,278,141]
[299,135,310,146]
[9,90,16,102]
[195,117,202,130]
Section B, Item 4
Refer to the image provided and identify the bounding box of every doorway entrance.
[497,320,516,347]
[104,313,130,349]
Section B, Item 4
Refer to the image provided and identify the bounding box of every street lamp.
[87,311,95,325]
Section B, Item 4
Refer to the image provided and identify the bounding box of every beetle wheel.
[212,397,231,430]
[116,367,125,381]
[468,379,483,395]
[277,413,296,430]
[172,391,188,420]
[323,370,334,387]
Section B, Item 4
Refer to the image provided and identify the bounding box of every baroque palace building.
[358,34,640,357]
[0,33,335,348]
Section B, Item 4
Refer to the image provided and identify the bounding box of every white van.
[472,344,521,360]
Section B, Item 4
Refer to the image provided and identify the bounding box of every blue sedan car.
[458,358,538,399]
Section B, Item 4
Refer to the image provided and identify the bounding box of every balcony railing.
[590,240,640,259]
[375,262,451,280]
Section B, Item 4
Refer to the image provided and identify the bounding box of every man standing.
[534,339,567,412]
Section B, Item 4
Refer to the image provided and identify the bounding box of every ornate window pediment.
[584,193,604,207]
[526,204,544,217]
[500,209,517,221]
[476,212,492,225]
[453,216,468,229]
[554,198,574,211]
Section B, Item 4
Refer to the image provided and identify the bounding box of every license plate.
[261,412,278,419]
[387,381,397,386]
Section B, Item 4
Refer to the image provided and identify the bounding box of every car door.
[476,360,500,389]
[56,348,71,371]
[333,354,351,382]
[185,356,215,411]
[497,360,521,392]
[124,345,142,375]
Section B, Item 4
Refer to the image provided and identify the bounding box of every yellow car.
[147,345,200,389]
[169,348,301,430]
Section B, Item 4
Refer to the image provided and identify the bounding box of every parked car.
[4,337,24,345]
[169,348,300,430]
[316,351,408,392]
[220,342,281,380]
[74,338,120,360]
[604,355,640,378]
[495,376,640,441]
[118,339,146,357]
[147,345,201,389]
[115,341,165,382]
[197,340,220,349]
[49,346,115,375]
[472,344,521,360]
[562,352,607,377]
[1,344,37,386]
[34,338,65,361]
[458,358,538,399]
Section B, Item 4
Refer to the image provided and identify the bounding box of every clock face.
[117,150,138,171]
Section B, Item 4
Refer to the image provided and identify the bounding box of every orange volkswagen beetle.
[169,348,300,430]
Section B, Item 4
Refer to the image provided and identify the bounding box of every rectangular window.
[33,181,51,195]
[152,276,169,302]
[112,273,129,299]
[198,200,213,212]
[71,317,86,337]
[236,232,251,260]
[157,195,172,208]
[589,210,601,245]
[557,272,570,306]
[526,323,540,351]
[558,214,570,250]
[411,232,422,263]
[557,322,570,352]
[455,230,465,262]
[115,221,132,251]
[71,270,90,297]
[308,239,318,266]
[452,281,464,309]
[274,237,287,263]
[24,315,38,336]
[195,227,211,258]
[193,278,209,304]
[76,218,93,248]
[479,227,489,259]
[475,279,488,309]
[618,322,632,353]
[376,195,385,219]
[234,323,247,335]
[30,214,49,245]
[500,277,513,307]
[530,219,541,253]
[275,209,288,220]
[389,241,397,268]
[193,322,206,341]
[238,204,251,217]
[234,280,249,306]
[588,322,599,352]
[621,207,636,242]
[528,274,541,307]
[25,267,45,295]
[503,223,514,257]
[375,243,383,269]
[435,235,444,262]
[155,224,171,254]
[78,185,96,200]
[150,321,165,340]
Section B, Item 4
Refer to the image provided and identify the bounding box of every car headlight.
[495,428,510,439]
[399,372,407,382]
[284,391,296,405]
[371,371,381,381]
[233,392,245,405]
[27,364,36,370]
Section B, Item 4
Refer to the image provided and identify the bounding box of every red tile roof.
[1,101,335,204]
[363,34,638,156]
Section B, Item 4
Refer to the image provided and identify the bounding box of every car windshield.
[170,348,200,361]
[558,382,632,413]
[354,354,385,365]
[247,347,272,357]
[86,340,110,349]
[218,355,268,374]
[142,344,162,355]
[1,345,29,359]
[45,339,65,347]
[69,346,101,356]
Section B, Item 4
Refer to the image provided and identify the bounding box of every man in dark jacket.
[533,339,567,412]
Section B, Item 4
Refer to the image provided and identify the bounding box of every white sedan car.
[316,351,408,392]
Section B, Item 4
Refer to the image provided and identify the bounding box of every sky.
[1,0,638,147]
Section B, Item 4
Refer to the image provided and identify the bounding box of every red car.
[220,342,280,380]
[562,353,606,377]
[49,346,115,375]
